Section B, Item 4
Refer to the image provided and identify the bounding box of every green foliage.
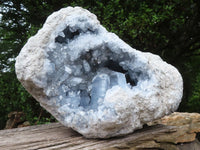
[188,72,200,112]
[0,71,29,128]
[0,70,55,128]
[0,0,200,129]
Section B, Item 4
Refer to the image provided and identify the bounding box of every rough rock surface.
[148,112,200,143]
[15,7,183,138]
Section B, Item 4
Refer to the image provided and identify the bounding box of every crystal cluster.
[15,7,183,138]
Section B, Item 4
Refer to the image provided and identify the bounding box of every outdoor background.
[0,0,200,129]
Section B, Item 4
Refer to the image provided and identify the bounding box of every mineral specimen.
[15,7,183,138]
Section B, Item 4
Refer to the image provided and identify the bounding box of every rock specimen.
[15,7,183,138]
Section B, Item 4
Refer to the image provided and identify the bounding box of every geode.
[15,7,183,138]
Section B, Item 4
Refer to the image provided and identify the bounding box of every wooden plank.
[0,112,200,150]
[0,122,196,150]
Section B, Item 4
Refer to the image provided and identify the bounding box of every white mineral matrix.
[15,7,183,138]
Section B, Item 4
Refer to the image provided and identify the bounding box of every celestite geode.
[15,7,183,138]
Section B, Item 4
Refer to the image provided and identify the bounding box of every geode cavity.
[15,7,183,138]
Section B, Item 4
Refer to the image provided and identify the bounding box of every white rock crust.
[15,7,183,138]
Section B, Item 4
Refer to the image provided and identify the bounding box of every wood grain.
[1,112,200,150]
[0,122,199,150]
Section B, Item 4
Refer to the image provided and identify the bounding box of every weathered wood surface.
[0,112,200,150]
[0,123,199,150]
